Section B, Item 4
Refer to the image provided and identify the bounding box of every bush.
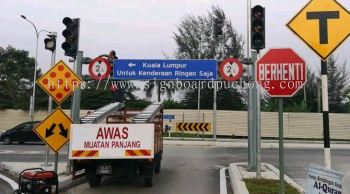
[163,99,186,109]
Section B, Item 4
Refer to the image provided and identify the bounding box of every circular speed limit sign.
[219,58,243,81]
[88,57,112,80]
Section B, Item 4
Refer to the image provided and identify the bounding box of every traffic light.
[44,34,56,52]
[213,19,224,38]
[251,5,265,51]
[62,17,80,58]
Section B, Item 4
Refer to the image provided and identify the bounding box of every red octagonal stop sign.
[256,48,307,97]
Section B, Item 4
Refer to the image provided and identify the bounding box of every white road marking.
[220,167,228,194]
[0,173,18,190]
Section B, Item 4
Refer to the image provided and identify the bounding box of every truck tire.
[87,166,101,188]
[144,162,155,187]
[155,158,161,174]
[88,174,102,188]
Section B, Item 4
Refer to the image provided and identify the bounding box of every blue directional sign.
[113,59,217,80]
[163,114,175,120]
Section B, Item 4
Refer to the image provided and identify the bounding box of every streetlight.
[20,15,52,122]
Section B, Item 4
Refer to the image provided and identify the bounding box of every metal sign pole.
[250,50,258,171]
[43,32,57,167]
[247,0,253,170]
[256,83,261,178]
[197,84,200,138]
[54,152,59,194]
[213,80,217,140]
[321,60,331,169]
[67,51,83,173]
[278,98,285,194]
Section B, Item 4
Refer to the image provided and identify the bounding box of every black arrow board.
[58,123,68,138]
[45,123,56,138]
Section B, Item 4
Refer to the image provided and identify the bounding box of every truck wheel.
[87,166,101,188]
[144,162,155,187]
[88,174,102,188]
[155,158,161,174]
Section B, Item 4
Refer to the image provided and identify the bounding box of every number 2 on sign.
[226,63,237,77]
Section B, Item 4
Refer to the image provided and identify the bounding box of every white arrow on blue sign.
[113,59,217,80]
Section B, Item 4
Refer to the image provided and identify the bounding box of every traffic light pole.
[255,51,261,178]
[321,60,331,169]
[247,0,253,170]
[67,51,83,173]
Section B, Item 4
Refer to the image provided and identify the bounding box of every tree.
[173,6,245,110]
[71,79,138,110]
[326,56,349,113]
[262,56,350,113]
[0,46,47,110]
[262,68,323,112]
[144,80,175,102]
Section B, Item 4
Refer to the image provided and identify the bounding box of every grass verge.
[244,178,301,194]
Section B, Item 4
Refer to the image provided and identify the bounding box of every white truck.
[69,102,164,187]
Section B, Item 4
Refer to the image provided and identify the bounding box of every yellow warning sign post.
[34,59,81,175]
[36,60,81,104]
[33,108,72,153]
[287,0,350,60]
[287,0,350,178]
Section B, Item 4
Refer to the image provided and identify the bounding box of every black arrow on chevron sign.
[194,123,198,131]
[184,123,188,131]
[188,123,193,131]
[204,123,209,131]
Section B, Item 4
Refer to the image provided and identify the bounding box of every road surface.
[0,143,348,194]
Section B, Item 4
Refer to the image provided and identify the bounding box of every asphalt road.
[0,143,349,194]
[0,178,13,194]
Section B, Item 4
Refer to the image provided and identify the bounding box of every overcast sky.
[1,0,349,74]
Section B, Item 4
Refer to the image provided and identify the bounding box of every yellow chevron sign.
[176,122,211,132]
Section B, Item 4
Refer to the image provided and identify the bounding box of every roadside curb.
[220,167,228,194]
[228,163,249,194]
[228,162,305,194]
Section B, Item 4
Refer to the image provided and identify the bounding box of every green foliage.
[327,56,349,113]
[162,99,186,109]
[277,68,318,112]
[144,80,175,102]
[263,56,350,113]
[77,80,138,110]
[0,46,47,110]
[125,99,151,110]
[174,6,244,60]
[174,6,246,110]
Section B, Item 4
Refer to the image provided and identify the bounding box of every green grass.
[244,178,301,194]
[163,132,213,138]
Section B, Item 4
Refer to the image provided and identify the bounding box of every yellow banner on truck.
[69,124,155,159]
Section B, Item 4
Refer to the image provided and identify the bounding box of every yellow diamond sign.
[37,60,81,104]
[287,0,350,60]
[33,108,72,153]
